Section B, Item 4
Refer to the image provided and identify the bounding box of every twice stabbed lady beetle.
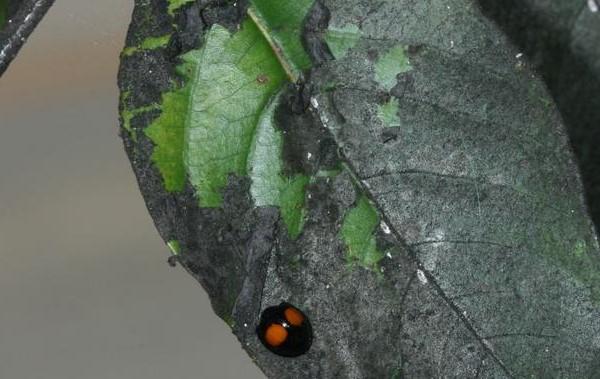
[256,302,312,357]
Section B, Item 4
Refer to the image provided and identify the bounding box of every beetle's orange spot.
[265,323,288,347]
[284,307,305,326]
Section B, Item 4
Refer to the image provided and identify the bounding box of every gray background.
[0,1,264,378]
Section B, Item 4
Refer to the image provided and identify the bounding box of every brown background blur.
[0,1,264,378]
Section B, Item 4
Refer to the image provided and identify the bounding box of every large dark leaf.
[0,0,55,76]
[118,0,600,377]
[478,0,600,232]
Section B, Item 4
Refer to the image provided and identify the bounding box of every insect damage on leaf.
[119,91,160,140]
[341,195,384,269]
[144,50,202,192]
[167,0,195,15]
[324,24,362,59]
[247,92,309,238]
[122,34,171,57]
[377,97,401,128]
[375,45,412,90]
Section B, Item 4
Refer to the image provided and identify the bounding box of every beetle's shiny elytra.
[256,302,312,357]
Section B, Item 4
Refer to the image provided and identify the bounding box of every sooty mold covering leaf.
[119,0,600,377]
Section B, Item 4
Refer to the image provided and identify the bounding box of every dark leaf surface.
[478,0,600,233]
[118,0,600,377]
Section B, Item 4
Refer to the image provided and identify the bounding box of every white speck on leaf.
[310,97,319,109]
[380,221,391,234]
[516,52,523,59]
[386,252,393,259]
[489,173,507,185]
[432,228,445,242]
[417,269,428,284]
[483,339,493,350]
[588,0,598,12]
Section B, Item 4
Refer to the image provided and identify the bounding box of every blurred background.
[0,1,264,378]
